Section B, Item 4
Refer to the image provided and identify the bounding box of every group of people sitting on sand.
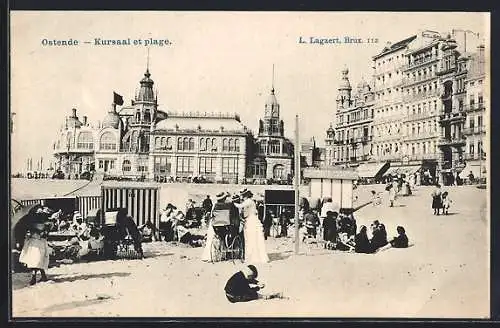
[354,220,409,254]
[298,197,410,254]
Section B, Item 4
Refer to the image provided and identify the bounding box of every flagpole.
[294,114,300,255]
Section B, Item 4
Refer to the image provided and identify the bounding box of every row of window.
[375,52,406,68]
[406,100,439,117]
[121,159,148,172]
[468,115,484,129]
[467,141,485,155]
[408,47,438,67]
[258,140,281,154]
[336,126,370,142]
[152,156,239,175]
[249,163,285,179]
[153,136,242,152]
[467,93,484,108]
[338,108,373,125]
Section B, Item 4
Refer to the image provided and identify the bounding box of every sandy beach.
[11,184,488,318]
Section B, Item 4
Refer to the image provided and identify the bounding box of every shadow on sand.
[268,250,293,262]
[434,212,458,216]
[142,251,175,259]
[41,297,111,315]
[50,271,131,283]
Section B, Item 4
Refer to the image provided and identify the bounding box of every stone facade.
[325,68,375,166]
[53,68,293,183]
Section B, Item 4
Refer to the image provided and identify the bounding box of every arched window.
[189,137,194,150]
[200,138,206,151]
[77,132,93,149]
[228,139,235,151]
[166,137,172,149]
[161,137,167,147]
[235,139,240,152]
[205,138,210,151]
[100,132,116,150]
[273,164,285,179]
[212,138,217,151]
[122,159,131,172]
[223,138,228,151]
[177,137,182,150]
[155,137,161,148]
[183,137,189,150]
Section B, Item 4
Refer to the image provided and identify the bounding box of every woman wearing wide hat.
[235,189,269,263]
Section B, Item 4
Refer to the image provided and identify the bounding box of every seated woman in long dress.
[390,226,409,248]
[355,226,373,254]
[234,189,269,264]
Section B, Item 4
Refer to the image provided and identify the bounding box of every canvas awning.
[383,165,421,177]
[399,165,422,176]
[356,162,388,178]
[383,167,399,177]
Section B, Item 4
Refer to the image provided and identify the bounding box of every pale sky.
[10,11,489,173]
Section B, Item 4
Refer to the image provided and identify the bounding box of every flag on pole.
[113,92,124,106]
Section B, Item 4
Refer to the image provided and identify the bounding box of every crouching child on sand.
[390,226,409,248]
[224,265,283,303]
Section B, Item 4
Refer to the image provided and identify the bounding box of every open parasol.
[11,203,46,249]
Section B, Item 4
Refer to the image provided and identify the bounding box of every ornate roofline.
[166,111,241,122]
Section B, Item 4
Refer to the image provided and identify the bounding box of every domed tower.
[260,87,284,137]
[336,66,352,109]
[253,65,293,181]
[265,88,280,118]
[131,57,158,126]
[137,68,155,103]
[102,103,121,129]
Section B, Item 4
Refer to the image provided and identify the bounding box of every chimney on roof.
[71,108,77,117]
[83,116,87,126]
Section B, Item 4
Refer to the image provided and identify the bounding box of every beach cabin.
[303,168,359,211]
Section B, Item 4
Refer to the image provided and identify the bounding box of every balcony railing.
[439,111,467,123]
[437,136,467,147]
[402,74,437,87]
[463,103,486,112]
[404,55,439,70]
[464,153,486,161]
[402,90,440,102]
[463,126,486,135]
[436,64,457,76]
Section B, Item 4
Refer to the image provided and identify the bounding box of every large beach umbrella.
[10,203,45,249]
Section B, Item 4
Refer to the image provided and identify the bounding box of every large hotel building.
[326,30,486,184]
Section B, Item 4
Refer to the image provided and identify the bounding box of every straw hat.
[231,194,241,202]
[241,189,253,198]
[216,192,228,201]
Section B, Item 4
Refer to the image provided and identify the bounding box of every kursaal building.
[52,67,294,183]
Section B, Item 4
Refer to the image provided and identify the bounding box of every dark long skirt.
[432,196,442,209]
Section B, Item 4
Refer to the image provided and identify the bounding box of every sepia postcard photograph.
[9,11,490,318]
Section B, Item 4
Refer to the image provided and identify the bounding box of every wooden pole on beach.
[294,115,300,254]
